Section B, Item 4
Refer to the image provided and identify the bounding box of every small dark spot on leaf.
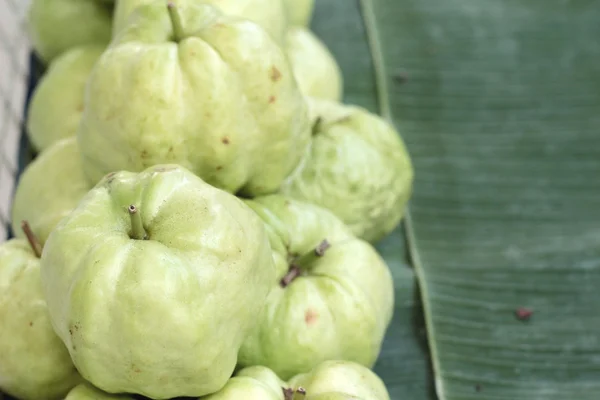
[221,137,230,145]
[269,96,276,104]
[475,384,481,392]
[515,307,533,321]
[270,66,282,82]
[393,72,408,84]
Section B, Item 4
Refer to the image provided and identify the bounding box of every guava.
[288,361,390,400]
[27,0,113,64]
[11,137,93,247]
[283,0,315,27]
[65,382,134,400]
[280,98,414,243]
[285,27,342,101]
[238,195,394,380]
[78,1,310,196]
[0,223,81,399]
[112,0,287,44]
[26,45,104,153]
[40,164,275,399]
[202,361,390,400]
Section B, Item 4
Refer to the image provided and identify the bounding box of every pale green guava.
[0,234,81,400]
[113,0,287,44]
[11,137,93,247]
[288,361,390,400]
[40,164,275,399]
[285,27,342,101]
[65,382,135,399]
[27,45,105,152]
[78,1,310,195]
[202,361,390,400]
[280,98,414,243]
[238,195,394,380]
[283,0,315,27]
[27,0,113,63]
[201,366,286,399]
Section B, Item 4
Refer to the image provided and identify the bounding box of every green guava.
[112,0,287,44]
[11,137,92,247]
[0,226,81,400]
[27,0,112,63]
[285,27,343,101]
[280,98,414,243]
[238,195,394,380]
[78,1,310,196]
[65,382,135,399]
[27,45,104,152]
[40,164,275,399]
[202,361,390,400]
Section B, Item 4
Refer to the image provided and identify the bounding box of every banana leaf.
[314,0,600,399]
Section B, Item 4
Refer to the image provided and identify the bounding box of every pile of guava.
[0,1,414,398]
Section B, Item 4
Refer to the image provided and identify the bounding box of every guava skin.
[289,361,390,400]
[27,0,112,64]
[201,366,286,400]
[238,195,394,380]
[0,239,81,400]
[27,45,105,153]
[285,27,343,101]
[202,362,390,400]
[11,137,92,247]
[113,0,288,44]
[40,164,276,399]
[280,98,414,243]
[65,382,135,400]
[283,0,315,27]
[78,1,311,196]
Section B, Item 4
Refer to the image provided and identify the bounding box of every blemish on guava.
[28,321,33,327]
[304,309,319,326]
[270,66,282,82]
[221,137,230,145]
[269,96,277,104]
[141,150,149,158]
[216,166,223,171]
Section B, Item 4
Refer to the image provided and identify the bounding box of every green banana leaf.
[314,0,600,399]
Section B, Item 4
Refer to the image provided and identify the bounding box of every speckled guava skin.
[280,98,414,243]
[0,239,81,400]
[40,164,275,399]
[11,137,92,247]
[202,361,390,400]
[283,0,315,27]
[27,45,105,152]
[65,382,135,400]
[27,0,112,63]
[238,195,394,380]
[112,0,287,43]
[285,27,343,101]
[78,1,310,196]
